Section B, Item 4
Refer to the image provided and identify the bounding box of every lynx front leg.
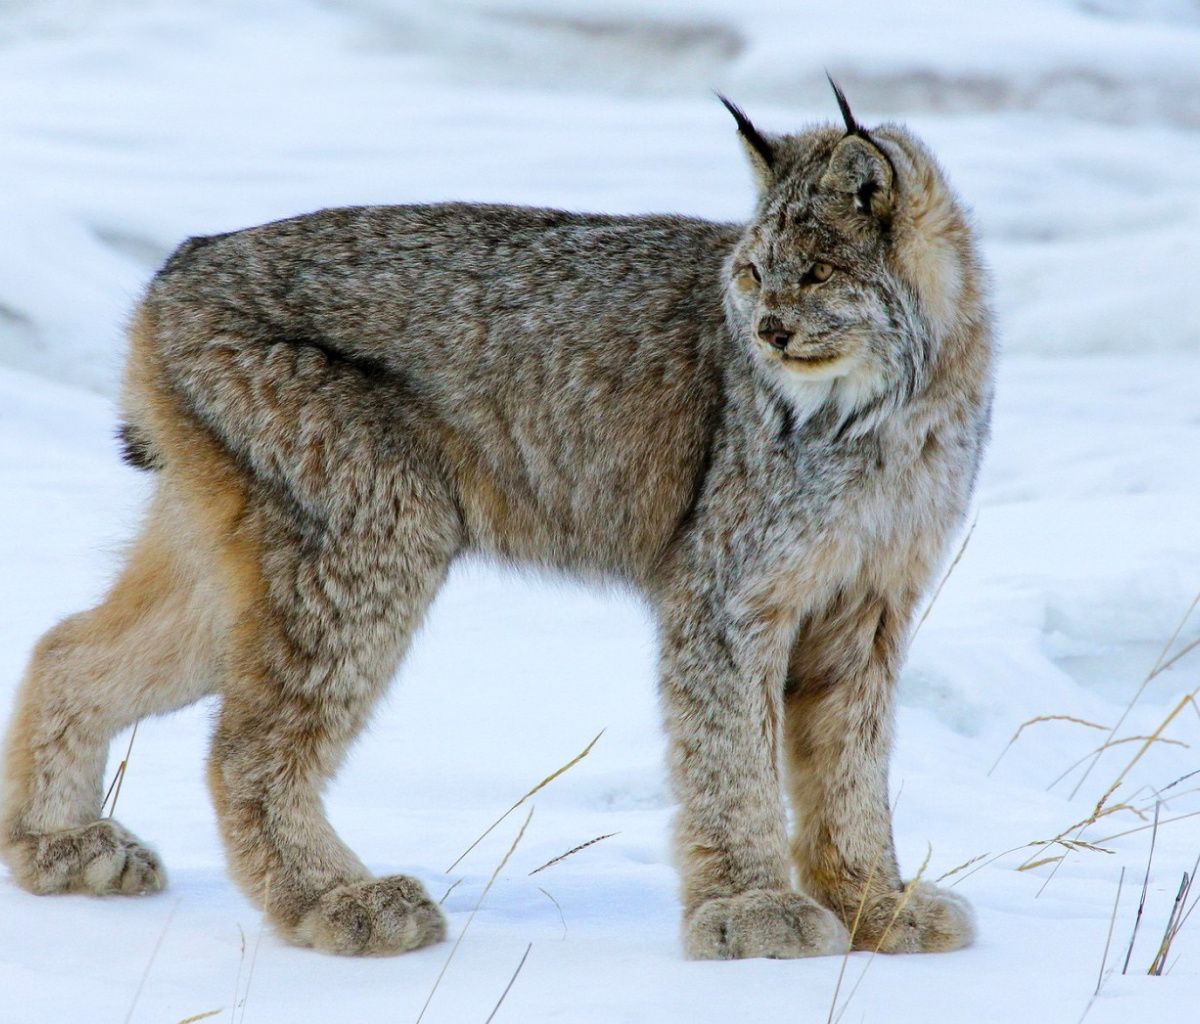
[784,590,974,953]
[658,603,849,960]
[207,485,458,957]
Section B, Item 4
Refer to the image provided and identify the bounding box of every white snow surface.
[1,2,1198,1022]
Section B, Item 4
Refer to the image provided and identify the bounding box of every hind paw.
[8,819,166,896]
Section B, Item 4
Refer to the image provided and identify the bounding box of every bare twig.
[446,731,604,873]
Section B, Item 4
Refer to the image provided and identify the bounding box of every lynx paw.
[7,819,166,896]
[684,890,851,960]
[292,875,446,956]
[850,881,975,953]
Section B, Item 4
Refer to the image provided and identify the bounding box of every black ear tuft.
[824,74,898,198]
[716,93,775,171]
[826,73,865,138]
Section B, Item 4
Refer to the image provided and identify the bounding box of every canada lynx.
[2,84,992,960]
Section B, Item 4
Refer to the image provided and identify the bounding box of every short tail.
[117,422,162,471]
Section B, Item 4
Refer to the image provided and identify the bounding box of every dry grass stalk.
[1049,734,1188,793]
[1095,866,1126,995]
[934,852,988,883]
[446,730,604,873]
[915,515,977,634]
[174,1012,223,1024]
[1159,768,1200,796]
[104,720,140,818]
[438,878,463,906]
[1016,855,1064,872]
[528,832,619,876]
[537,887,568,939]
[237,875,270,1024]
[825,845,886,1024]
[123,899,180,1024]
[1147,845,1199,976]
[1121,803,1160,974]
[830,846,934,1024]
[1070,592,1200,799]
[1018,781,1124,872]
[1103,690,1199,800]
[1148,869,1193,975]
[417,807,535,1024]
[988,715,1108,777]
[229,924,246,1024]
[1078,867,1127,1024]
[1092,808,1200,846]
[483,942,533,1024]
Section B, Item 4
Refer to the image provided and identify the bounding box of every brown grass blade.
[528,832,619,876]
[418,807,535,1024]
[446,730,604,873]
[915,515,977,633]
[104,720,140,819]
[483,942,533,1024]
[988,715,1107,777]
[1070,592,1200,799]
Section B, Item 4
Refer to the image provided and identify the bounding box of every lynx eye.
[805,262,834,285]
[736,263,762,292]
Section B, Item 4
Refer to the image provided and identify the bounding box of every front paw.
[291,875,446,956]
[850,881,975,953]
[684,890,851,960]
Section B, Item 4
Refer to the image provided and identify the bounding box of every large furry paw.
[684,890,851,960]
[849,881,975,953]
[292,875,446,956]
[6,819,166,896]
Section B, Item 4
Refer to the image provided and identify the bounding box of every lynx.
[2,84,993,960]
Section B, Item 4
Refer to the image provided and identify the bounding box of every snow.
[1,2,1198,1021]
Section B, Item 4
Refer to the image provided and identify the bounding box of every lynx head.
[720,81,984,422]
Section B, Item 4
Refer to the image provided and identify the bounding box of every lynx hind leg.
[1,485,224,896]
[197,445,459,957]
[783,592,975,953]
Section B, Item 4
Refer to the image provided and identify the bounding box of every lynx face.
[720,93,969,422]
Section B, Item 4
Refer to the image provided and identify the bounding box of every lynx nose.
[757,321,793,351]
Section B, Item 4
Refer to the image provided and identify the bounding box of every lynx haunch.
[2,84,993,960]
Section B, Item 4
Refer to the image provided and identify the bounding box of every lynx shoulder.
[2,84,992,961]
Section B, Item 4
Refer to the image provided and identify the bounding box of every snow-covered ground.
[1,2,1198,1022]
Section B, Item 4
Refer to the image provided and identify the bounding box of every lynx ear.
[821,77,897,223]
[717,94,776,192]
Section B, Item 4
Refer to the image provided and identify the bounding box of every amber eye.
[737,263,762,291]
[808,262,834,284]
